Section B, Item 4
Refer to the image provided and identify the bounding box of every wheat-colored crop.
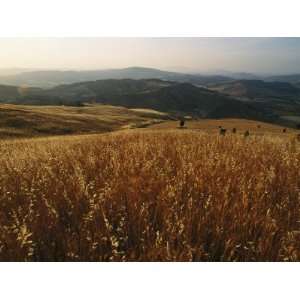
[0,130,299,261]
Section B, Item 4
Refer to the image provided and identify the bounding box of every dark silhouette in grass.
[219,128,227,136]
[244,130,250,137]
[179,119,185,128]
[232,128,237,133]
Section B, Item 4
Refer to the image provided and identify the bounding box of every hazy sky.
[0,37,300,74]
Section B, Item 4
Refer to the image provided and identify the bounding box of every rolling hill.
[265,74,300,86]
[0,103,170,139]
[24,79,266,120]
[0,84,43,100]
[209,80,300,99]
[209,80,300,126]
[0,78,300,127]
[43,78,174,101]
[0,84,21,99]
[0,67,233,88]
[91,82,266,119]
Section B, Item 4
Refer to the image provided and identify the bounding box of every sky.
[0,37,300,74]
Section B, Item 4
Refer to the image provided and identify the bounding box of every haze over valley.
[1,65,300,132]
[1,38,300,262]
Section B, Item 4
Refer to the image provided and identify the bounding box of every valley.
[0,68,300,130]
[0,66,300,262]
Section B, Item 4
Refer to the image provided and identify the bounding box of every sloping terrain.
[209,80,300,127]
[0,84,44,103]
[265,74,300,86]
[209,80,300,99]
[0,79,266,121]
[0,79,175,105]
[43,78,174,101]
[0,84,41,100]
[0,67,233,88]
[93,82,266,120]
[1,78,299,128]
[0,103,169,139]
[0,84,21,99]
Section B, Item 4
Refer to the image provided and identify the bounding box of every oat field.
[0,130,299,261]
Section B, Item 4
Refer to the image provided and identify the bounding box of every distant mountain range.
[0,68,300,127]
[0,68,35,76]
[0,67,233,88]
[1,66,300,88]
[48,79,263,120]
[0,78,291,125]
[209,79,300,126]
[209,80,300,99]
[265,74,300,87]
[0,84,41,100]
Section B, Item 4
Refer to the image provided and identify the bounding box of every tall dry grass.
[0,130,299,261]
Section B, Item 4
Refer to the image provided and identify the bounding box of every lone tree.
[179,119,185,128]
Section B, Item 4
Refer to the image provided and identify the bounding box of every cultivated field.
[0,128,299,261]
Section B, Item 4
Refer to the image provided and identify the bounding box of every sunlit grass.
[0,130,299,261]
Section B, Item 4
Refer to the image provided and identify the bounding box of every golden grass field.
[148,119,297,135]
[0,104,169,139]
[0,124,299,261]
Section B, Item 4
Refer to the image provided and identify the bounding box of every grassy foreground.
[0,130,299,261]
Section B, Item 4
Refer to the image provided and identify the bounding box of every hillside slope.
[265,74,300,86]
[41,80,266,120]
[0,104,169,139]
[0,79,264,119]
[0,67,233,88]
[209,80,300,99]
[94,82,266,119]
[1,78,299,127]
